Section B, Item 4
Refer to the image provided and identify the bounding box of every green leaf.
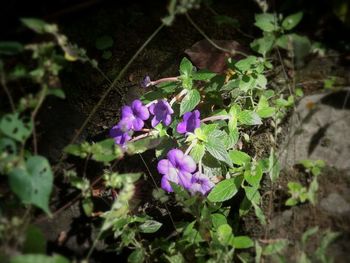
[10,254,69,263]
[211,213,227,229]
[23,225,46,254]
[253,203,266,225]
[257,95,275,118]
[0,41,24,55]
[8,156,53,214]
[91,139,123,164]
[193,69,216,80]
[128,248,145,263]
[315,230,340,262]
[206,136,233,167]
[250,34,275,56]
[244,163,263,188]
[229,150,251,166]
[255,74,267,89]
[190,143,205,162]
[268,149,280,182]
[208,177,242,202]
[244,186,261,204]
[179,89,200,116]
[21,18,50,33]
[282,12,303,30]
[263,239,288,255]
[233,236,254,249]
[217,224,234,246]
[47,88,66,99]
[127,137,163,154]
[179,57,194,76]
[139,220,162,233]
[238,110,262,125]
[254,13,278,32]
[95,35,114,50]
[170,182,190,200]
[0,113,33,142]
[235,56,258,72]
[301,226,319,247]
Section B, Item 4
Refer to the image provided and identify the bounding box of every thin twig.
[31,84,48,154]
[185,13,249,57]
[0,70,15,112]
[138,153,178,234]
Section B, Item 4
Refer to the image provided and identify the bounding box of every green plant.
[285,159,325,206]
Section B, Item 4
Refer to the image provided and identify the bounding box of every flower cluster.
[157,149,214,195]
[110,91,213,195]
[110,99,174,147]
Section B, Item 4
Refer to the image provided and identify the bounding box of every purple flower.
[149,99,174,127]
[141,75,151,88]
[121,99,150,131]
[177,110,200,134]
[189,172,214,195]
[157,149,196,192]
[109,119,133,147]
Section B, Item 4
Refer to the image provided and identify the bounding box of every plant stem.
[0,70,15,112]
[151,76,179,86]
[170,89,188,105]
[201,115,229,123]
[31,84,48,155]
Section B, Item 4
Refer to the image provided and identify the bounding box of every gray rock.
[279,88,350,174]
[320,193,350,215]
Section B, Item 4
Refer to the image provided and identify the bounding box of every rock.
[320,193,350,215]
[280,88,350,174]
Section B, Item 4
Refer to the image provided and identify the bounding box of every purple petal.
[131,99,143,110]
[164,114,172,126]
[161,170,179,192]
[132,118,144,131]
[182,112,192,121]
[167,149,184,166]
[151,116,159,127]
[141,75,151,88]
[149,104,155,115]
[177,171,193,189]
[164,100,174,114]
[176,121,187,134]
[157,159,174,175]
[179,155,196,173]
[121,105,133,118]
[136,106,149,120]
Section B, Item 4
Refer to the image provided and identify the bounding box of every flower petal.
[180,155,196,173]
[149,103,155,115]
[177,171,193,189]
[136,106,149,120]
[176,121,187,134]
[151,116,159,127]
[167,149,184,166]
[132,118,144,131]
[157,159,174,175]
[131,99,142,110]
[121,105,133,118]
[164,114,172,126]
